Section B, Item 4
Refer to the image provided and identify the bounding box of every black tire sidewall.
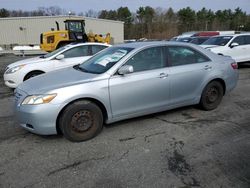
[200,81,223,111]
[60,101,103,142]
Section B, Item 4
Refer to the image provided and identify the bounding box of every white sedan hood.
[7,56,47,68]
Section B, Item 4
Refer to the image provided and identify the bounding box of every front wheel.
[59,100,103,142]
[199,81,224,111]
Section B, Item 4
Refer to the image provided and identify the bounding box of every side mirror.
[118,65,134,75]
[55,54,65,60]
[230,42,239,48]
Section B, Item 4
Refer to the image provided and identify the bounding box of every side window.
[124,47,166,72]
[232,36,245,45]
[168,46,210,67]
[91,45,108,55]
[62,46,89,58]
[244,36,250,45]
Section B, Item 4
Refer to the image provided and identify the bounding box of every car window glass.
[91,45,108,55]
[125,47,166,72]
[203,36,232,46]
[63,46,89,58]
[42,46,67,58]
[244,36,250,45]
[79,47,134,74]
[168,46,209,66]
[232,36,245,45]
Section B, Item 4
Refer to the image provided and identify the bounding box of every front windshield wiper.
[39,55,46,58]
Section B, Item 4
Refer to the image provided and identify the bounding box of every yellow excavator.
[40,19,111,52]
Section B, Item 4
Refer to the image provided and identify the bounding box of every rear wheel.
[59,100,103,142]
[23,71,44,81]
[199,81,224,111]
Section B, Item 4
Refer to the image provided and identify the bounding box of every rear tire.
[60,100,103,142]
[199,81,223,111]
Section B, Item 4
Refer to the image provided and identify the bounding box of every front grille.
[14,91,22,102]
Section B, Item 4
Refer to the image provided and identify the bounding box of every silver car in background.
[14,41,238,142]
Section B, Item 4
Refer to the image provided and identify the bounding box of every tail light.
[231,62,238,69]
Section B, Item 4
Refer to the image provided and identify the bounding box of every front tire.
[60,100,103,142]
[199,81,224,111]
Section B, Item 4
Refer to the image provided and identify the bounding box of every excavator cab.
[64,19,88,42]
[40,19,111,52]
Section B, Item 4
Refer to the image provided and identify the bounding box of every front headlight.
[5,65,26,74]
[22,94,57,105]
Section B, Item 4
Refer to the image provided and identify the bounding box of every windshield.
[41,46,67,58]
[202,36,233,46]
[78,47,134,74]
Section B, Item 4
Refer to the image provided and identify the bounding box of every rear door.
[167,46,212,105]
[109,46,170,118]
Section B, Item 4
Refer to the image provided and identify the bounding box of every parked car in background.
[189,36,210,45]
[176,36,210,45]
[200,33,250,63]
[176,37,193,43]
[14,41,238,142]
[4,43,111,88]
[170,31,198,41]
[191,31,219,37]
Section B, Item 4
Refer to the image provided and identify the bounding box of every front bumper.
[4,73,22,88]
[15,103,63,135]
[14,89,64,135]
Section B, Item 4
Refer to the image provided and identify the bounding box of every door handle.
[204,65,212,70]
[158,73,168,78]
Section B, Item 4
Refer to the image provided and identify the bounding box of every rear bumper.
[225,70,239,93]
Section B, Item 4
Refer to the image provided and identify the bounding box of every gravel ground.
[0,54,249,188]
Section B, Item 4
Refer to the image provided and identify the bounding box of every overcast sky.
[1,0,250,13]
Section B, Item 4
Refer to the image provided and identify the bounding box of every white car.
[0,46,3,56]
[200,33,250,63]
[4,43,110,88]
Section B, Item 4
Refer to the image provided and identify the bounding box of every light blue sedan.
[14,41,239,142]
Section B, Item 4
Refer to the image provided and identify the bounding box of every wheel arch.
[23,70,45,81]
[56,97,108,134]
[204,78,226,95]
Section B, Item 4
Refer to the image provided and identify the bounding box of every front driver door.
[109,46,171,118]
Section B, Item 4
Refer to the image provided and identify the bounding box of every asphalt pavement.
[0,54,249,188]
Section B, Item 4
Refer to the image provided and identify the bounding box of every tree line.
[0,6,249,39]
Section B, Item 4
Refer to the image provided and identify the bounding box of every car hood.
[7,56,47,68]
[18,67,102,94]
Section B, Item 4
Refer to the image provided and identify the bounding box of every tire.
[24,71,44,81]
[59,100,103,142]
[199,81,224,111]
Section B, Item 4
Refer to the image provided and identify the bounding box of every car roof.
[66,42,111,48]
[210,33,250,38]
[114,41,198,49]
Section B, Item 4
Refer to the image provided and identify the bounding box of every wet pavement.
[0,54,249,188]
